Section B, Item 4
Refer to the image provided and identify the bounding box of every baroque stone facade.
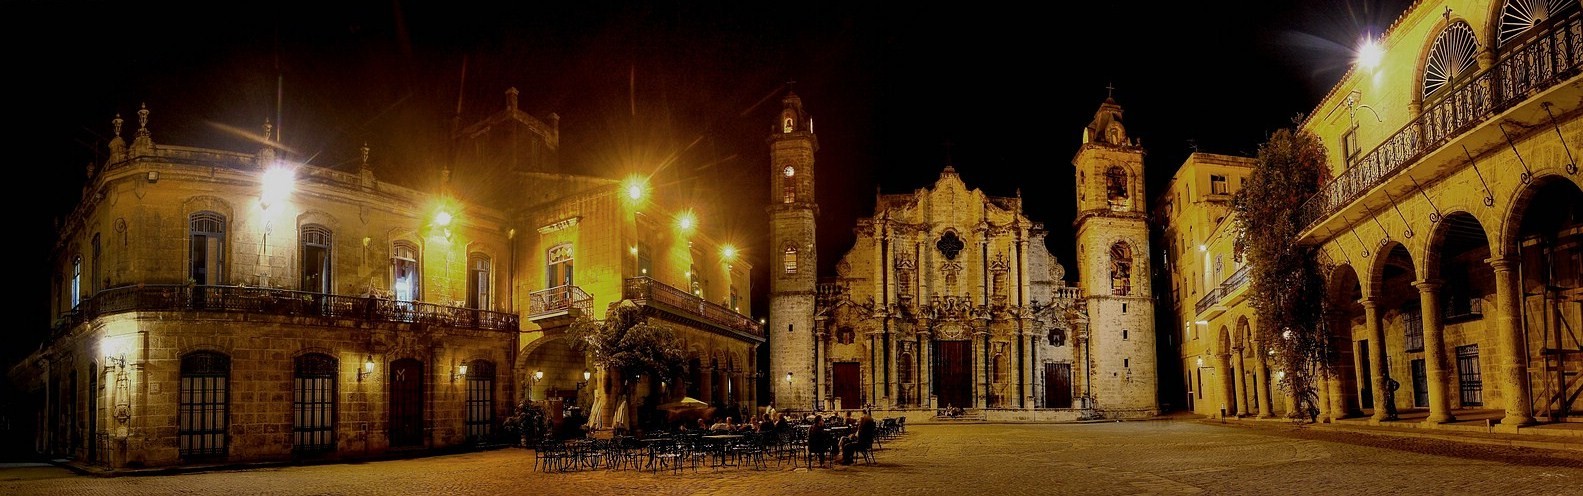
[768,94,1158,418]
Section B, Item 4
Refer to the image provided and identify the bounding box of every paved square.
[4,420,1581,495]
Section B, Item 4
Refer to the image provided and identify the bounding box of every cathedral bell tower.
[768,91,819,411]
[1072,93,1158,415]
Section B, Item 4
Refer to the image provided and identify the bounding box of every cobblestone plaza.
[5,421,1580,495]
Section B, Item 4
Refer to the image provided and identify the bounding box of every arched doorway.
[1371,243,1420,419]
[1326,264,1365,419]
[1508,178,1583,422]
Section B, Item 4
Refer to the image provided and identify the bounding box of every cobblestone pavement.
[5,420,1582,495]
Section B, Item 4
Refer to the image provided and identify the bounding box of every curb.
[1202,418,1583,453]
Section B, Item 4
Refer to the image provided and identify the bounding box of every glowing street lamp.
[433,210,453,227]
[623,175,647,201]
[721,244,738,261]
[677,211,696,231]
[260,165,295,209]
[1356,36,1384,71]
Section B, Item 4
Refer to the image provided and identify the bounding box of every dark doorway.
[1358,341,1374,409]
[389,359,425,447]
[1044,363,1073,408]
[1411,359,1428,408]
[833,362,861,410]
[935,341,973,409]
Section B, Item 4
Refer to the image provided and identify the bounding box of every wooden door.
[389,359,425,447]
[935,341,972,409]
[1044,363,1072,408]
[833,362,861,410]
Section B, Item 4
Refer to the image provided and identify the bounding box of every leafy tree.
[1233,126,1330,422]
[567,300,687,430]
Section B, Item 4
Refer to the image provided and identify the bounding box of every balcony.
[527,285,593,325]
[1195,264,1252,319]
[622,276,764,342]
[53,284,519,336]
[1299,11,1583,238]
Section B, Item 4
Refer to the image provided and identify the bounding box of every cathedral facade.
[768,93,1158,419]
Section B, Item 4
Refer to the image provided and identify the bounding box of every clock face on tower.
[783,166,795,177]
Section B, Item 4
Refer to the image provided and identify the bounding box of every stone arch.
[1500,173,1583,258]
[1325,263,1365,418]
[1366,240,1416,299]
[1216,325,1232,356]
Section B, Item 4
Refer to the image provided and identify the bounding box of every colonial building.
[1158,153,1290,419]
[1295,0,1580,429]
[11,88,762,469]
[768,92,1158,419]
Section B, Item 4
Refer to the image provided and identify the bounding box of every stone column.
[920,332,933,409]
[1412,280,1455,423]
[974,332,988,409]
[1487,257,1535,426]
[814,332,826,411]
[1254,343,1274,418]
[700,365,715,406]
[1230,347,1248,416]
[1215,353,1234,418]
[1362,298,1389,422]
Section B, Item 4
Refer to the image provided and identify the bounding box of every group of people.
[681,413,789,434]
[805,410,876,466]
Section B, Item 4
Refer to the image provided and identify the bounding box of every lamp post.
[574,368,591,406]
[529,369,544,401]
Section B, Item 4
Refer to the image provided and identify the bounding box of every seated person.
[840,411,877,465]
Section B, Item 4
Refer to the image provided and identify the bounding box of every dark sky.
[7,0,1413,366]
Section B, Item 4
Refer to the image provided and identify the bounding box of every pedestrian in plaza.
[840,410,876,465]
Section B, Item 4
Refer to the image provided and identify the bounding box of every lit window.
[300,225,332,294]
[467,253,491,310]
[189,211,226,285]
[783,246,798,274]
[1210,175,1228,195]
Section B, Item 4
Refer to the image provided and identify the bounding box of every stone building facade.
[1293,0,1580,429]
[12,88,762,469]
[1158,153,1292,419]
[768,94,1157,419]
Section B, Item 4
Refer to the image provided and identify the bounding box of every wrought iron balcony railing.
[527,285,593,320]
[1299,11,1583,232]
[1194,264,1252,316]
[622,276,763,339]
[53,284,519,335]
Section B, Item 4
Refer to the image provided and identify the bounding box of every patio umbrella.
[613,398,630,432]
[657,397,715,424]
[588,394,605,430]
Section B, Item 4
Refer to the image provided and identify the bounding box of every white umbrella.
[588,394,606,430]
[613,398,630,432]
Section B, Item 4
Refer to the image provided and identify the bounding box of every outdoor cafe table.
[701,434,745,466]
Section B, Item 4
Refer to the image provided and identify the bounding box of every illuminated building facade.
[11,88,761,468]
[769,93,1158,419]
[1158,153,1291,419]
[1296,0,1581,428]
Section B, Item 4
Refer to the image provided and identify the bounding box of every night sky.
[6,1,1413,367]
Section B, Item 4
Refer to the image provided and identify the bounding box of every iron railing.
[1194,265,1252,316]
[622,276,763,338]
[1299,12,1583,232]
[526,285,592,319]
[54,284,518,335]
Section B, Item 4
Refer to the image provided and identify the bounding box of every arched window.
[783,246,798,274]
[190,211,226,285]
[392,241,420,302]
[292,353,336,452]
[179,351,230,458]
[1498,0,1577,47]
[70,256,82,308]
[1105,166,1130,210]
[465,360,496,442]
[300,225,332,294]
[1110,242,1134,296]
[1422,21,1480,99]
[467,253,491,310]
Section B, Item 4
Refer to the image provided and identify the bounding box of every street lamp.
[358,355,375,382]
[1356,35,1384,71]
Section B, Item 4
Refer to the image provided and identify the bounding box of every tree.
[1233,126,1329,422]
[567,300,687,432]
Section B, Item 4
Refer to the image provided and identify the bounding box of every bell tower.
[768,91,818,411]
[1072,91,1158,416]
